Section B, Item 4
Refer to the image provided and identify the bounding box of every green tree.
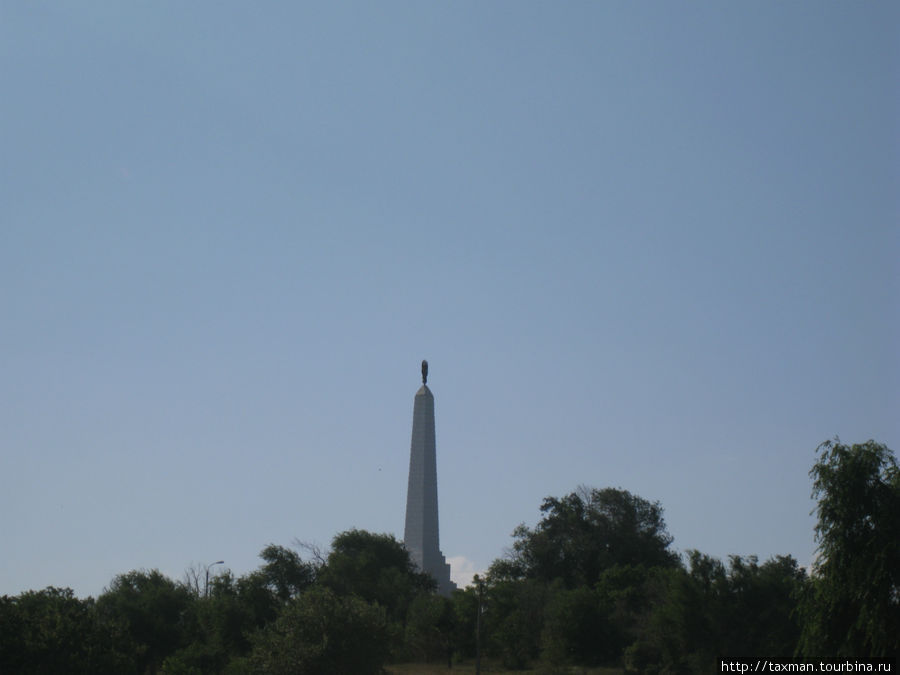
[507,486,679,588]
[0,587,132,674]
[318,529,434,622]
[595,564,660,658]
[449,584,480,660]
[627,552,807,673]
[257,544,316,603]
[624,556,719,674]
[403,593,455,664]
[161,572,252,675]
[798,439,900,658]
[161,547,317,674]
[248,586,390,674]
[541,584,615,667]
[540,564,658,667]
[724,554,805,657]
[96,569,195,674]
[205,571,258,656]
[479,577,548,669]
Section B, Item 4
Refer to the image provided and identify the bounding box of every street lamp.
[205,560,225,598]
[474,574,485,675]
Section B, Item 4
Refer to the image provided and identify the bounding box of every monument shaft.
[403,365,455,595]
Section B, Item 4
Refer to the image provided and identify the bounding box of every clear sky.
[2,2,897,597]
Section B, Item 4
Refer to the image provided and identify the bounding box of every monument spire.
[403,360,455,595]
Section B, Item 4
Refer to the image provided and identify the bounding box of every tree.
[257,544,316,602]
[598,564,659,647]
[0,587,132,674]
[318,529,434,622]
[724,555,805,657]
[162,571,257,674]
[624,553,723,673]
[541,584,615,667]
[798,439,900,658]
[248,587,390,674]
[626,552,806,673]
[507,486,679,587]
[449,584,480,660]
[479,577,548,670]
[96,569,195,674]
[206,570,268,654]
[161,546,317,674]
[403,593,455,664]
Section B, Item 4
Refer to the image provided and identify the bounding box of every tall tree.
[318,529,434,621]
[96,569,195,674]
[507,486,679,587]
[798,439,900,658]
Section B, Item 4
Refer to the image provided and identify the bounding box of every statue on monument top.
[421,360,428,385]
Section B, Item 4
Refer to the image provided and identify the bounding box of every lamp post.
[205,560,224,598]
[474,574,484,675]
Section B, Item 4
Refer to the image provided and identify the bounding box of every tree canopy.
[3,440,896,671]
[318,529,434,621]
[96,569,194,674]
[247,587,390,675]
[798,439,900,658]
[502,486,679,587]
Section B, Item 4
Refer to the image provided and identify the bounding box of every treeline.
[1,439,897,673]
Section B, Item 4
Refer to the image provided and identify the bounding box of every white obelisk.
[403,360,455,595]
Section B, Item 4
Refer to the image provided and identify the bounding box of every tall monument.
[404,360,456,595]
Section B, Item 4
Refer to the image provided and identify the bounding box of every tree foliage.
[96,569,195,674]
[318,529,434,622]
[257,544,316,602]
[626,552,806,673]
[480,578,548,669]
[248,587,390,675]
[541,584,615,667]
[403,593,454,664]
[0,587,131,674]
[5,442,892,672]
[507,486,679,587]
[798,439,900,658]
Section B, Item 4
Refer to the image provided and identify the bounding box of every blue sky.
[2,2,897,596]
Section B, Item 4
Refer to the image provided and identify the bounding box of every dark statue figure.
[421,360,428,384]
